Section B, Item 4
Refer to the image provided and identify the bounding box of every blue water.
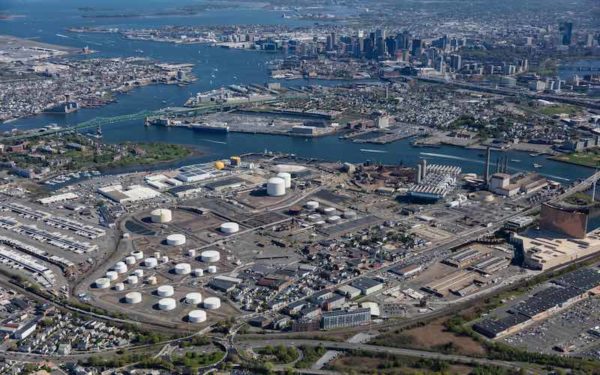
[0,0,595,182]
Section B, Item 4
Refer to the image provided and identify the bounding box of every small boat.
[511,159,521,163]
[533,163,543,168]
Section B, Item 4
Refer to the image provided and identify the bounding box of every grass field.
[551,148,600,168]
[537,104,580,117]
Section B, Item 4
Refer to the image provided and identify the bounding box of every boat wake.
[200,139,227,145]
[420,152,481,163]
[360,149,387,153]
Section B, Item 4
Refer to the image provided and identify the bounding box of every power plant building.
[321,308,371,330]
[408,160,461,201]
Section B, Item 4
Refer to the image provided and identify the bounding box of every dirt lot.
[372,317,486,357]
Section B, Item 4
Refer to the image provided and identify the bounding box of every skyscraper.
[559,21,573,45]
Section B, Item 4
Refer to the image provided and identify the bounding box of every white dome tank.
[188,310,207,323]
[114,262,128,274]
[105,271,118,281]
[95,278,110,289]
[114,282,125,291]
[124,256,136,265]
[125,292,142,304]
[208,265,217,274]
[188,249,196,257]
[327,215,341,224]
[308,214,322,222]
[220,222,239,234]
[343,210,357,219]
[185,292,202,304]
[193,268,204,277]
[151,208,172,223]
[144,257,158,268]
[158,298,176,311]
[166,234,186,246]
[201,250,220,263]
[174,263,191,275]
[305,201,319,210]
[134,269,144,277]
[127,275,138,285]
[157,285,174,297]
[131,250,144,260]
[323,207,336,216]
[276,172,292,188]
[203,297,221,310]
[267,177,286,196]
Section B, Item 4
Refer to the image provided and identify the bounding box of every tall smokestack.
[484,146,491,183]
[416,164,422,184]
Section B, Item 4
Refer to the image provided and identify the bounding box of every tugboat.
[533,163,543,169]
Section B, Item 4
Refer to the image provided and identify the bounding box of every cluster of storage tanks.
[302,200,357,226]
[266,172,292,197]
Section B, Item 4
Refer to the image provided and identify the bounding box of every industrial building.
[408,160,461,201]
[488,172,548,197]
[351,277,384,296]
[474,268,600,339]
[321,308,371,330]
[97,184,161,203]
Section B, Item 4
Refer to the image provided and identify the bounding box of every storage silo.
[188,310,207,323]
[158,298,176,311]
[127,275,138,285]
[125,292,142,305]
[276,172,292,188]
[124,256,136,265]
[144,257,158,268]
[125,292,142,304]
[157,285,174,297]
[131,250,144,260]
[95,278,110,289]
[193,268,204,277]
[185,292,202,305]
[114,261,128,274]
[151,209,172,223]
[174,263,191,275]
[201,250,220,263]
[134,269,144,277]
[166,234,186,246]
[220,222,239,234]
[207,265,217,274]
[114,282,125,291]
[267,177,286,196]
[305,201,319,210]
[203,297,221,310]
[105,271,118,281]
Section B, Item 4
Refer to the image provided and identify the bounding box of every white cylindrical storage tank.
[105,271,118,281]
[153,251,161,259]
[276,172,292,188]
[308,214,322,222]
[146,276,157,285]
[151,208,172,223]
[175,263,191,275]
[305,201,319,210]
[193,268,204,277]
[127,275,138,285]
[125,292,142,304]
[166,234,186,246]
[185,292,203,305]
[114,262,128,274]
[188,310,207,323]
[323,207,336,216]
[266,177,286,197]
[201,250,220,263]
[208,265,217,274]
[124,256,136,265]
[188,249,196,257]
[220,222,239,234]
[343,210,357,219]
[157,285,174,297]
[95,278,110,289]
[114,282,125,291]
[134,269,144,277]
[327,215,341,224]
[158,298,176,311]
[203,297,221,310]
[161,256,169,264]
[131,250,144,260]
[144,257,158,268]
[315,220,326,227]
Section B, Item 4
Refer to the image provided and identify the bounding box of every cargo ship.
[187,122,229,133]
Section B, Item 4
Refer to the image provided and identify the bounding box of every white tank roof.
[185,292,203,304]
[166,233,186,246]
[125,292,142,304]
[105,271,118,281]
[144,257,158,268]
[220,222,239,234]
[203,297,221,310]
[175,263,191,275]
[158,298,176,311]
[188,309,207,323]
[157,285,174,297]
[131,250,144,260]
[95,278,110,289]
[201,250,220,263]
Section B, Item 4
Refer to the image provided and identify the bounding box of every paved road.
[237,339,525,370]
